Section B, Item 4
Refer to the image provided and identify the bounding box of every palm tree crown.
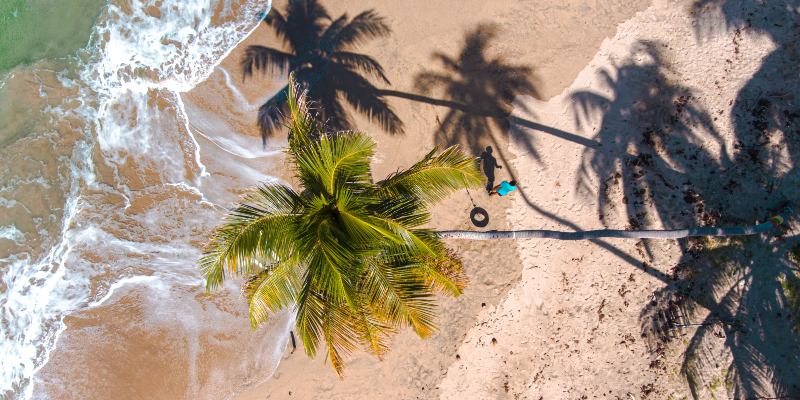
[200,76,483,377]
[242,0,403,145]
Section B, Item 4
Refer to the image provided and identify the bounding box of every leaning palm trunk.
[438,210,791,240]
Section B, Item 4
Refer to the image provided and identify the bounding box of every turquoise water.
[0,0,108,75]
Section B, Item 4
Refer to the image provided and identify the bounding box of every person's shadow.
[479,146,502,192]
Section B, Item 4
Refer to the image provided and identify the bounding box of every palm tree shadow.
[655,239,800,399]
[690,0,800,187]
[570,41,728,234]
[571,37,800,399]
[242,0,403,145]
[241,4,646,272]
[413,23,541,158]
[396,24,658,271]
[677,0,800,397]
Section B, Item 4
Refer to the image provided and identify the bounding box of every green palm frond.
[361,257,440,338]
[338,209,404,246]
[244,262,302,330]
[294,279,327,359]
[375,145,483,204]
[354,300,395,358]
[200,73,475,379]
[306,245,359,312]
[293,131,375,196]
[370,194,430,228]
[241,268,270,301]
[369,214,441,257]
[286,74,321,151]
[200,183,302,293]
[416,249,468,297]
[321,301,361,378]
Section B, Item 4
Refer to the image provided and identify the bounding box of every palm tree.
[200,69,792,381]
[242,0,403,145]
[200,75,483,378]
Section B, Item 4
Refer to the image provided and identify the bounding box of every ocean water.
[0,0,107,75]
[0,0,294,398]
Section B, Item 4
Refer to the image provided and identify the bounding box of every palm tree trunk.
[437,211,790,240]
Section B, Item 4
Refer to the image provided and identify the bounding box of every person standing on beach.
[488,180,516,197]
